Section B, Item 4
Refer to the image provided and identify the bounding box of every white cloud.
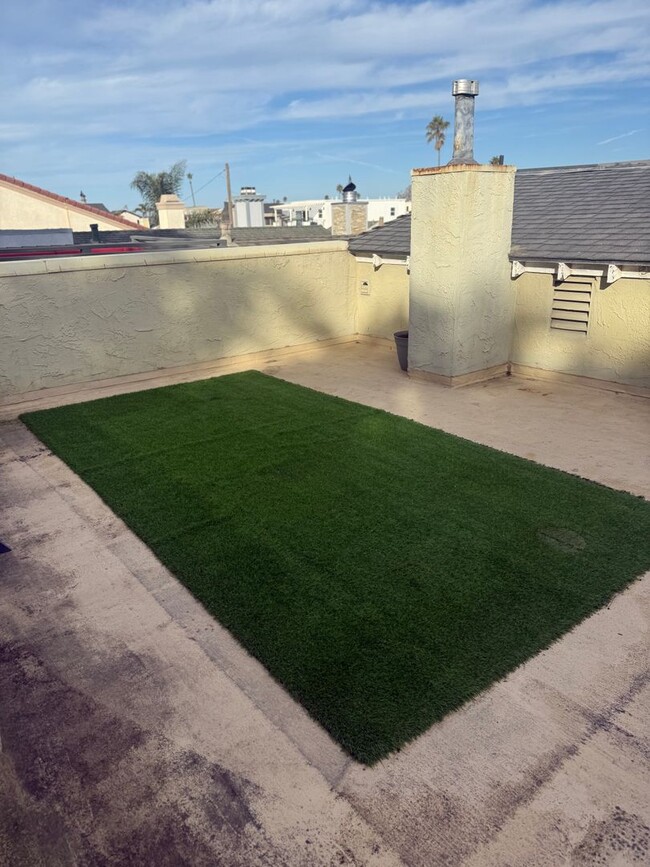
[5,0,649,135]
[2,0,649,199]
[597,129,642,145]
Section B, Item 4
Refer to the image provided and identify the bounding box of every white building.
[233,187,265,228]
[271,197,410,230]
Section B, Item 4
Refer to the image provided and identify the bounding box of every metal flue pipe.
[448,79,479,165]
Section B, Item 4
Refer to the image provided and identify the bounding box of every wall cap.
[411,164,516,177]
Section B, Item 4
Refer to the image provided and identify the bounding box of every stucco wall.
[0,181,137,232]
[409,165,516,379]
[354,260,409,339]
[0,242,354,397]
[511,272,650,389]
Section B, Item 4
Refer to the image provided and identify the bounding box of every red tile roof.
[0,173,142,229]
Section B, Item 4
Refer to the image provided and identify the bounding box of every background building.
[0,173,141,232]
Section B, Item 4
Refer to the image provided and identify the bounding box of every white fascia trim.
[511,260,650,285]
[354,253,409,269]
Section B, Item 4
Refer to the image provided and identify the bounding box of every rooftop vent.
[341,176,358,203]
[449,79,479,165]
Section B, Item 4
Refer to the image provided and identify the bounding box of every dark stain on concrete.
[0,640,281,866]
[348,780,480,867]
[18,447,52,462]
[572,806,650,865]
[579,670,650,757]
[486,740,580,827]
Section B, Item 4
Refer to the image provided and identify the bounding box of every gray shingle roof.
[347,214,411,257]
[512,162,650,263]
[72,225,333,248]
[349,161,650,265]
[230,226,332,246]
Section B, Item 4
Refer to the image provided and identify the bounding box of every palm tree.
[425,116,450,167]
[490,155,504,166]
[130,160,187,227]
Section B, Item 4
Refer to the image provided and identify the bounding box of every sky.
[2,0,649,210]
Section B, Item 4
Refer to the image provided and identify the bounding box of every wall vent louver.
[550,282,592,334]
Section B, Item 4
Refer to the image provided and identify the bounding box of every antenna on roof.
[80,191,87,203]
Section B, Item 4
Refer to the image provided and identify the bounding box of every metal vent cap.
[452,79,479,96]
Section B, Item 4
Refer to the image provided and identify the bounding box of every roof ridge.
[0,173,142,229]
[518,160,650,175]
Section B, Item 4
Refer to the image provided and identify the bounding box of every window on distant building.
[390,207,396,216]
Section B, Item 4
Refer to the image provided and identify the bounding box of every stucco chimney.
[156,194,186,229]
[331,176,368,235]
[449,79,479,165]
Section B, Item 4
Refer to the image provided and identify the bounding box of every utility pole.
[225,162,235,227]
[187,173,196,207]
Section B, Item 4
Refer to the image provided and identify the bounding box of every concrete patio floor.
[1,340,649,865]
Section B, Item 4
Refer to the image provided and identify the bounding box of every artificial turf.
[21,371,650,764]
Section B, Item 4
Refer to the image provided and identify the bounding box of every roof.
[72,227,225,246]
[511,161,650,264]
[348,161,650,265]
[0,173,142,229]
[72,226,333,247]
[230,226,332,245]
[347,214,411,258]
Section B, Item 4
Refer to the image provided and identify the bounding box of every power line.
[191,168,226,197]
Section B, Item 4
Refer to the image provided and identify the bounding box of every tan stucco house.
[349,160,650,395]
[0,173,141,232]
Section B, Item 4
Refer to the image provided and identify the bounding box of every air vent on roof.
[550,282,592,334]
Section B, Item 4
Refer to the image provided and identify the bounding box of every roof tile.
[348,161,650,265]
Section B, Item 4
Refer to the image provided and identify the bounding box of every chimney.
[449,79,479,165]
[89,223,100,243]
[330,176,368,235]
[156,194,186,229]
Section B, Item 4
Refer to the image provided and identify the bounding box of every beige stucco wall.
[409,165,516,380]
[354,260,409,339]
[0,242,354,397]
[0,180,137,232]
[511,272,650,389]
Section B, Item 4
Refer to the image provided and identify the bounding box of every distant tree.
[324,194,330,200]
[397,184,411,200]
[130,160,187,227]
[490,155,504,165]
[425,115,450,167]
[185,208,220,228]
[336,183,344,196]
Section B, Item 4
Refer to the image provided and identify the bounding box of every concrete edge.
[511,363,650,399]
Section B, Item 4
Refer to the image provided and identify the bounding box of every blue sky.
[2,0,649,209]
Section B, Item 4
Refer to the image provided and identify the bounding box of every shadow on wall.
[0,246,359,398]
[511,273,650,390]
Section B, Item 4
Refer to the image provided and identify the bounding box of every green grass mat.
[21,371,650,763]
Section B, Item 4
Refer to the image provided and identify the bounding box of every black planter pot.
[393,330,409,371]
